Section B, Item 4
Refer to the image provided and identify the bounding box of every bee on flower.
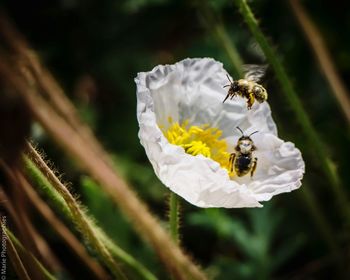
[229,127,258,178]
[135,58,304,208]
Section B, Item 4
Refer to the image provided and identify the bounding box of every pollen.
[162,119,233,176]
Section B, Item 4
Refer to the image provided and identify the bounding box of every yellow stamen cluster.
[162,119,233,176]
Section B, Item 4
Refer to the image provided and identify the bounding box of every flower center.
[162,118,233,176]
[183,141,211,157]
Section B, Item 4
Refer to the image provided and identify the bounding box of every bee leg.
[229,153,236,173]
[247,93,255,109]
[251,157,258,178]
[223,92,231,103]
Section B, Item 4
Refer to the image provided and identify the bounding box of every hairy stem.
[23,149,126,280]
[169,192,180,244]
[24,143,157,280]
[14,168,110,280]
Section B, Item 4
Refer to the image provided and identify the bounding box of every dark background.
[1,0,350,279]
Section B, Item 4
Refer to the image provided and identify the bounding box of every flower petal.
[135,58,304,208]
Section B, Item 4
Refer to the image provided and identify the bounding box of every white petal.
[135,58,304,208]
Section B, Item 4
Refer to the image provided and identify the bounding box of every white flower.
[135,58,305,208]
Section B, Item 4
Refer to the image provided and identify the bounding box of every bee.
[229,127,258,177]
[223,65,268,109]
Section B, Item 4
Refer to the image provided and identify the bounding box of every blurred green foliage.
[2,0,350,278]
[189,206,305,279]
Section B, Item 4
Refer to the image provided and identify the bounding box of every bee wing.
[242,64,267,82]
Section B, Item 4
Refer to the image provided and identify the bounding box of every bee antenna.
[226,74,233,83]
[249,131,259,137]
[236,127,244,136]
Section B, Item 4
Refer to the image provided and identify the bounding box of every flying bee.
[229,127,258,178]
[223,65,268,109]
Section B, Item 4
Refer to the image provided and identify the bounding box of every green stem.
[197,0,243,78]
[214,24,243,78]
[4,229,31,280]
[96,230,157,280]
[27,158,126,280]
[234,0,350,223]
[169,192,180,244]
[23,151,157,280]
[5,227,56,280]
[299,187,339,256]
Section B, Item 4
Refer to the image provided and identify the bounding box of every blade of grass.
[299,187,339,257]
[196,0,243,78]
[1,163,62,274]
[3,226,31,280]
[0,188,54,280]
[0,13,112,170]
[234,0,350,224]
[289,0,350,125]
[5,227,56,280]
